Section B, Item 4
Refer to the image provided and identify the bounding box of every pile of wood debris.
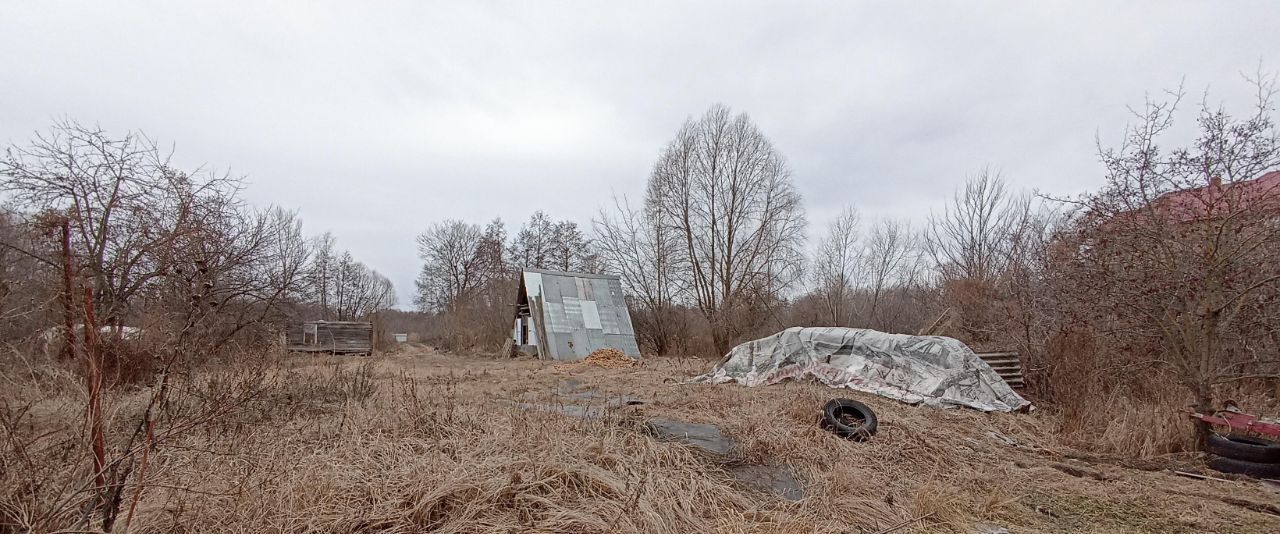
[579,348,637,369]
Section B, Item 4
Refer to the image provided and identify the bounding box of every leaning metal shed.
[512,268,641,360]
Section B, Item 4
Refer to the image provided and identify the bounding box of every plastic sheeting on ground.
[691,327,1031,412]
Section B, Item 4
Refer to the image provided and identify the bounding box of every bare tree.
[595,195,681,354]
[547,221,587,272]
[806,213,924,333]
[999,204,1063,369]
[810,206,860,326]
[645,104,807,353]
[860,218,920,331]
[414,220,485,312]
[309,232,336,319]
[2,121,332,359]
[473,218,510,282]
[0,120,243,327]
[148,204,316,353]
[0,208,58,341]
[924,168,1029,284]
[327,252,394,320]
[1056,75,1280,435]
[508,211,597,273]
[0,121,361,530]
[920,169,1038,345]
[507,211,554,270]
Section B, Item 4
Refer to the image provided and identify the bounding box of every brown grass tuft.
[2,348,1278,533]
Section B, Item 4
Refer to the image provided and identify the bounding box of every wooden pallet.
[975,351,1025,389]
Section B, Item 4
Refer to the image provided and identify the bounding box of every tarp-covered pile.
[692,327,1031,412]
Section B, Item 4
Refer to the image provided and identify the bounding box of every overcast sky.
[2,1,1277,307]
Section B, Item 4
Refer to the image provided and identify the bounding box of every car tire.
[820,398,878,441]
[1206,455,1280,479]
[1204,434,1280,464]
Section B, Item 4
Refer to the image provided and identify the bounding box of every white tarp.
[692,327,1031,412]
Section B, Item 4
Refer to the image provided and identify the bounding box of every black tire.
[1206,455,1280,479]
[820,398,878,441]
[1205,434,1280,464]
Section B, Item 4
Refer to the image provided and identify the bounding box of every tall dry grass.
[1034,328,1199,458]
[4,348,1279,533]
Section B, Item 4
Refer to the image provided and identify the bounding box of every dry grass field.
[4,345,1279,533]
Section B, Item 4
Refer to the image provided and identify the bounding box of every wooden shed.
[286,320,373,354]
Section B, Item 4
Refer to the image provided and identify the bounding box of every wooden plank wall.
[286,322,373,353]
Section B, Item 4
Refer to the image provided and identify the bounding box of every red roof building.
[1149,171,1280,223]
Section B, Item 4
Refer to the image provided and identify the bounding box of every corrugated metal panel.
[554,335,575,358]
[524,272,544,299]
[613,304,635,335]
[600,308,621,334]
[581,301,602,329]
[586,329,606,352]
[544,302,569,333]
[975,351,1025,389]
[591,278,610,304]
[606,278,625,302]
[559,276,578,300]
[571,330,590,358]
[604,334,641,356]
[517,268,642,360]
[543,275,563,303]
[562,297,584,330]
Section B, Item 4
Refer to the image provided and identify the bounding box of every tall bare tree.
[645,104,807,353]
[549,220,594,273]
[860,218,920,331]
[326,252,393,320]
[595,195,681,353]
[924,168,1029,284]
[507,211,554,270]
[508,211,597,273]
[414,220,485,312]
[473,218,510,282]
[308,232,336,319]
[810,206,860,326]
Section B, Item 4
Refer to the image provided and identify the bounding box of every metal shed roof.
[517,268,641,360]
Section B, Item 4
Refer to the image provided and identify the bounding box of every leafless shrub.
[1049,75,1280,437]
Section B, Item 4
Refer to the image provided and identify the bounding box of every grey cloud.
[2,1,1276,306]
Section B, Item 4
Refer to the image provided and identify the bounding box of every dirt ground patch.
[5,346,1279,533]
